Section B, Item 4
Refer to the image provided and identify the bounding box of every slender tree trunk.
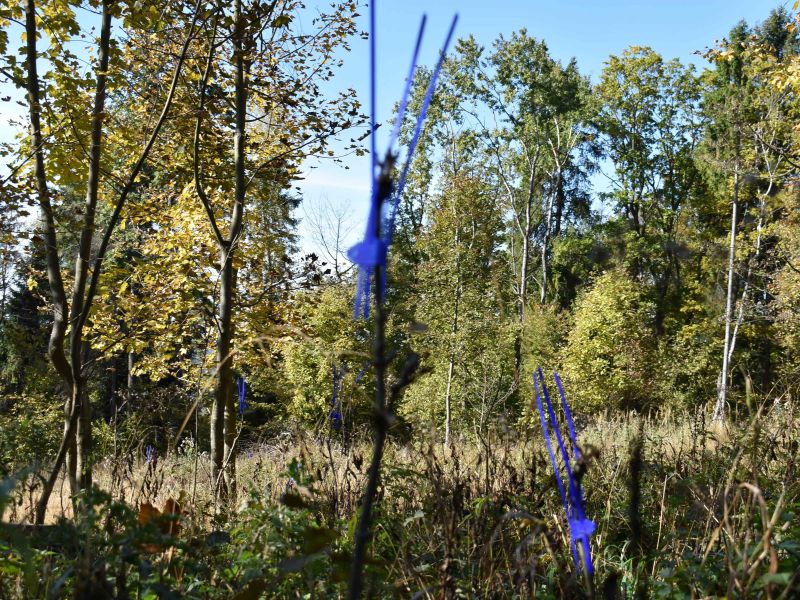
[443,227,461,447]
[226,0,248,500]
[127,351,135,405]
[36,387,81,523]
[65,0,111,491]
[444,357,454,447]
[195,11,225,499]
[212,0,247,501]
[64,403,78,496]
[212,246,233,498]
[713,141,741,423]
[24,0,71,396]
[518,215,530,326]
[25,0,76,518]
[514,172,534,386]
[540,221,550,305]
[725,185,768,393]
[554,174,565,238]
[0,255,8,325]
[74,377,91,490]
[213,244,239,499]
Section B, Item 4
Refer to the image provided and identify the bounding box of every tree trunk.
[36,385,81,523]
[212,246,233,498]
[24,0,71,393]
[724,181,769,400]
[444,356,455,447]
[713,142,740,423]
[25,0,75,520]
[75,377,92,490]
[444,226,461,447]
[211,0,247,501]
[66,0,111,491]
[212,244,239,499]
[64,401,78,496]
[514,171,535,386]
[554,174,565,238]
[127,351,135,405]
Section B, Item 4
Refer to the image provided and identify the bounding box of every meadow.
[2,404,799,598]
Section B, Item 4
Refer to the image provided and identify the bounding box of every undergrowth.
[1,405,799,598]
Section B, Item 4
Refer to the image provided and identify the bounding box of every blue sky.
[298,0,790,254]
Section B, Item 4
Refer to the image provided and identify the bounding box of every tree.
[1,0,202,522]
[595,47,704,336]
[406,145,509,442]
[704,22,751,423]
[450,31,595,386]
[0,236,51,396]
[561,269,657,413]
[704,10,797,421]
[187,0,360,497]
[303,196,357,282]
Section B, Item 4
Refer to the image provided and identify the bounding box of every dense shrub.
[562,270,658,412]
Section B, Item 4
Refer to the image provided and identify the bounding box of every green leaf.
[272,14,292,28]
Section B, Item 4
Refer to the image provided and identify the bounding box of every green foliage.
[550,230,610,309]
[595,46,704,335]
[772,188,800,393]
[660,318,720,410]
[0,395,61,478]
[520,304,569,407]
[281,285,370,428]
[402,167,515,433]
[562,270,658,413]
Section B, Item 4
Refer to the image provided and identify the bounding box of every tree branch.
[77,0,203,341]
[193,9,226,248]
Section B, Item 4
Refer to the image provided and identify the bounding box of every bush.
[561,269,658,412]
[0,394,62,478]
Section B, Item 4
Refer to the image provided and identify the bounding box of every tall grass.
[2,404,799,598]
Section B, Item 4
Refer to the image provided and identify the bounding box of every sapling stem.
[347,263,388,599]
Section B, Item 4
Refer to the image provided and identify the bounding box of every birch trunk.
[713,142,740,423]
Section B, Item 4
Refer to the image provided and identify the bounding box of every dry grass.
[3,402,799,597]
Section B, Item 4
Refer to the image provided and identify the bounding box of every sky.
[298,0,791,255]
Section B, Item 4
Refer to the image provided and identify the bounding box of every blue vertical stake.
[534,368,595,575]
